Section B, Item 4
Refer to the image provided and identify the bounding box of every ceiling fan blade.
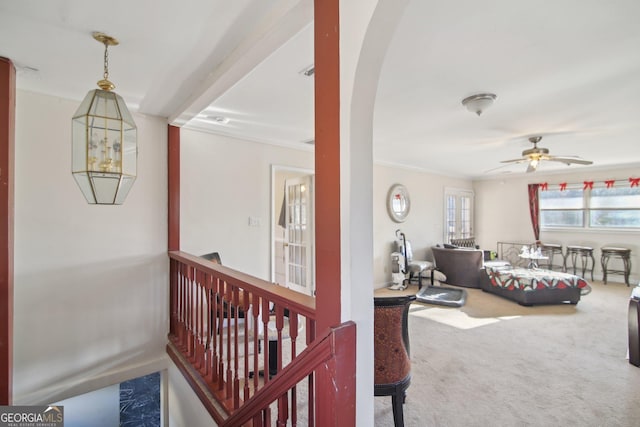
[547,156,593,165]
[484,163,517,173]
[500,157,528,164]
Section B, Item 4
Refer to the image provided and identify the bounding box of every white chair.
[396,231,433,288]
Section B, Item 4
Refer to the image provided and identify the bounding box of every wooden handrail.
[169,251,316,318]
[222,321,355,426]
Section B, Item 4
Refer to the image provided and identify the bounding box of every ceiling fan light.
[461,93,497,116]
[495,135,594,174]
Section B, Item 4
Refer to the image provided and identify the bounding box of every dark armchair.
[431,246,485,288]
[200,251,221,264]
[374,295,416,427]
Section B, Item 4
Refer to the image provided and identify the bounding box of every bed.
[481,266,591,306]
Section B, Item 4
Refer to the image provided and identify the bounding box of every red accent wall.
[314,0,341,333]
[0,57,15,405]
[168,125,180,251]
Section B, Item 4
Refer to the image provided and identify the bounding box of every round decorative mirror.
[387,184,410,222]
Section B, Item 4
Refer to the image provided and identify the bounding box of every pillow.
[432,269,447,282]
[443,243,458,249]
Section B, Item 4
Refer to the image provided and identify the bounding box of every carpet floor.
[374,280,640,426]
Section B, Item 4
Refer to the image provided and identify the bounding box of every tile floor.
[119,372,160,427]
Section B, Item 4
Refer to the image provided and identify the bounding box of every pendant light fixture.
[72,32,137,205]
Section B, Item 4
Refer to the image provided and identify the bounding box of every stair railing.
[167,251,355,425]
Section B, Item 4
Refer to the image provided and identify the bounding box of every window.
[444,188,474,242]
[539,186,584,227]
[590,187,640,228]
[540,183,640,229]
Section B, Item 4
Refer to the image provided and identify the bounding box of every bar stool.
[601,247,632,286]
[564,245,595,280]
[538,243,563,271]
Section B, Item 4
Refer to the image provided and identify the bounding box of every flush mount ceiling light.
[72,32,137,205]
[299,64,315,77]
[194,113,230,125]
[461,93,497,116]
[209,115,230,124]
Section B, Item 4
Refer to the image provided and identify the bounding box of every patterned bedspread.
[486,266,590,292]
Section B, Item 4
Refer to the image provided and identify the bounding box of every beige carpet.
[374,281,640,426]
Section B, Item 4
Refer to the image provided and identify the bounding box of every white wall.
[475,166,640,284]
[179,128,314,280]
[167,364,216,427]
[373,164,473,287]
[13,90,169,404]
[52,384,120,427]
[180,129,474,288]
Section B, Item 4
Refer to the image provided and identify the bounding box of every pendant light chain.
[93,32,117,91]
[103,42,110,81]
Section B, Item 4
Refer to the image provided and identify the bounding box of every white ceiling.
[2,0,639,179]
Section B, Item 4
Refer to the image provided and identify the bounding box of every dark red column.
[168,125,180,251]
[0,57,15,405]
[314,3,356,424]
[314,0,341,334]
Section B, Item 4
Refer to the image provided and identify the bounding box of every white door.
[284,175,314,296]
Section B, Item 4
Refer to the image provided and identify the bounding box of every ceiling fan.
[499,136,593,173]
